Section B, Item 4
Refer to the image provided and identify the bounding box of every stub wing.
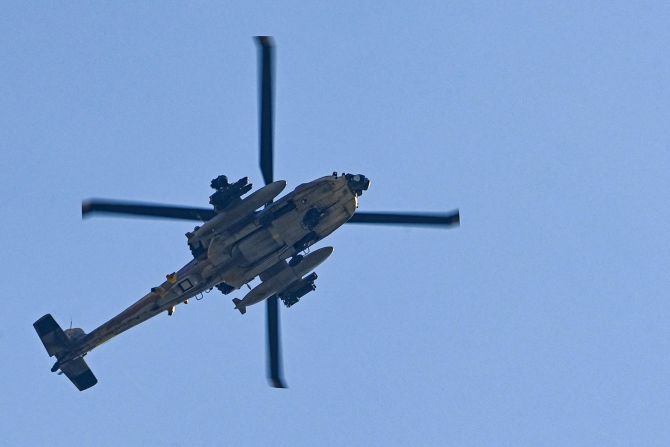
[233,246,334,312]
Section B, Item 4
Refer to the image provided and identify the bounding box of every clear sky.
[2,2,669,446]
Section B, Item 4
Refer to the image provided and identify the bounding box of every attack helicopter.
[33,37,460,391]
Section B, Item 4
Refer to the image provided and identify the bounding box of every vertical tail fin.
[33,314,70,358]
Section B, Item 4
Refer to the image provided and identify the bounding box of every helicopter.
[33,36,460,391]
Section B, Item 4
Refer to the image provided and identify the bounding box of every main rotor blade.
[266,295,286,388]
[256,36,286,389]
[255,36,274,186]
[82,199,215,221]
[347,210,460,227]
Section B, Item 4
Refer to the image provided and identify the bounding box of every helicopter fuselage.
[34,36,459,392]
[62,173,366,363]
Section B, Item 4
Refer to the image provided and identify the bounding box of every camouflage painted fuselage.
[63,174,361,363]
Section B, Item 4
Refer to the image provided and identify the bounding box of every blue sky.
[2,2,669,446]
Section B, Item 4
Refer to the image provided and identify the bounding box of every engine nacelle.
[278,272,318,307]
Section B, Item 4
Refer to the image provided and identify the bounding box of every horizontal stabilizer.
[34,314,98,391]
[60,358,98,391]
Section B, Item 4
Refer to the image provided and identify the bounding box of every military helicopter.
[33,37,460,391]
